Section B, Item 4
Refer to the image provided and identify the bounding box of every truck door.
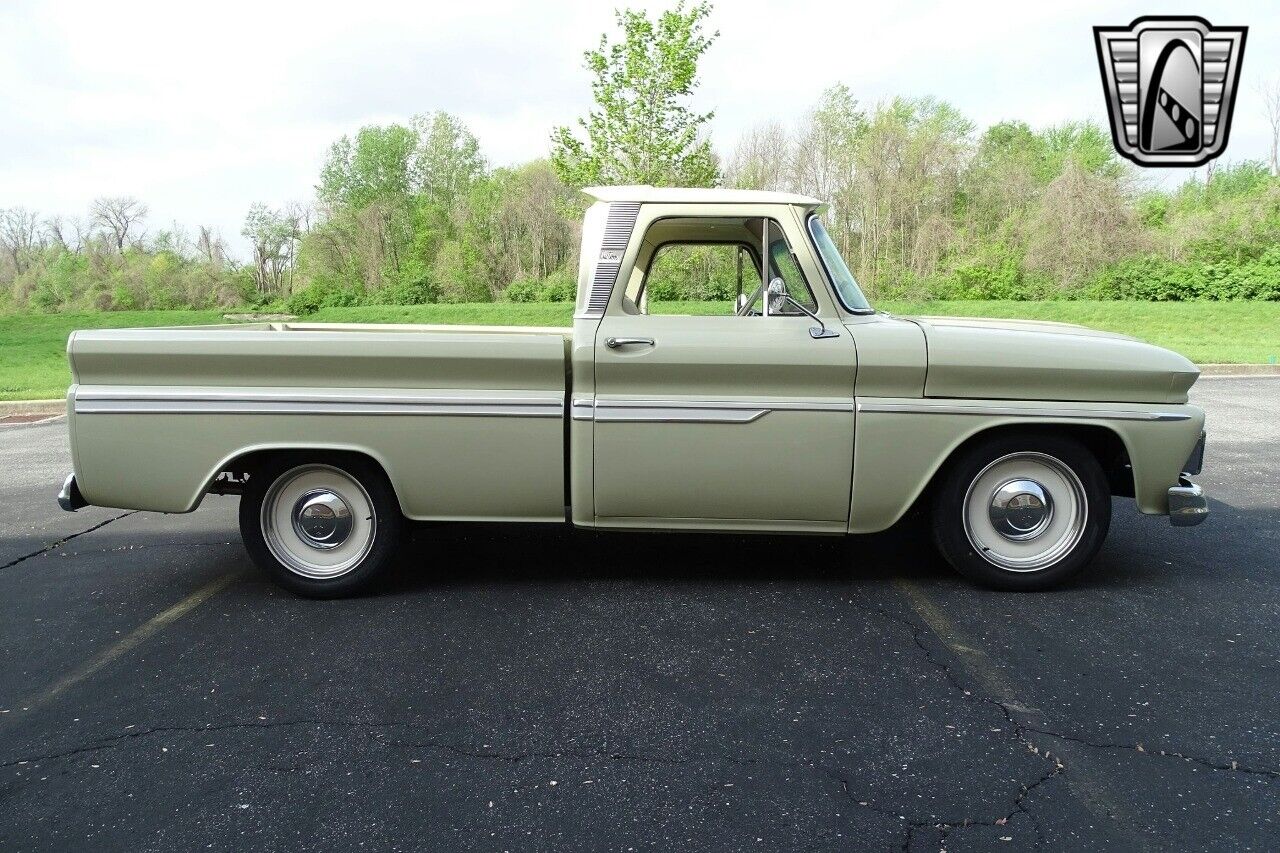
[588,206,857,530]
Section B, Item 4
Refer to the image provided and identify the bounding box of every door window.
[624,217,817,316]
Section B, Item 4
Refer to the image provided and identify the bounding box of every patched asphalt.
[0,377,1276,851]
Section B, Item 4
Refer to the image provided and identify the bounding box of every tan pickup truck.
[58,187,1208,596]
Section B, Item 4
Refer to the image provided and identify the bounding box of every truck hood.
[911,315,1199,404]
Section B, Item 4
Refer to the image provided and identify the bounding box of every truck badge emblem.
[1094,16,1246,167]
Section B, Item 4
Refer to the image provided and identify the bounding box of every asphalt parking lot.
[1,378,1277,852]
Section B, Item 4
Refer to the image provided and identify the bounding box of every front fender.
[848,398,1205,533]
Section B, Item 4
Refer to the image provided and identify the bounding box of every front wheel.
[239,453,403,598]
[931,434,1111,591]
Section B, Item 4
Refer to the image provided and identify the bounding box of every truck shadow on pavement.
[368,496,1261,597]
[383,512,948,595]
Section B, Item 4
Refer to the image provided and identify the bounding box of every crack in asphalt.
[4,580,1272,849]
[0,510,137,571]
[814,603,1066,849]
[382,738,760,767]
[864,600,1278,849]
[903,765,1061,851]
[1022,726,1280,780]
[0,718,758,772]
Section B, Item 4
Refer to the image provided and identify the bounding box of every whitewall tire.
[932,434,1110,590]
[240,453,402,598]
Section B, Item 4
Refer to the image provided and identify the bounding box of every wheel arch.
[196,443,406,515]
[927,422,1133,502]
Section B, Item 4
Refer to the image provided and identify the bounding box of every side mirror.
[767,277,787,315]
[769,283,841,340]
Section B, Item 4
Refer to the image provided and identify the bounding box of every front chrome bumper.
[57,473,87,512]
[1168,476,1208,526]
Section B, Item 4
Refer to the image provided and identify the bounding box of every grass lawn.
[2,301,1277,401]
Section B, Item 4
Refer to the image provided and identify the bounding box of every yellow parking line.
[893,578,1022,703]
[19,571,242,715]
[894,578,1149,848]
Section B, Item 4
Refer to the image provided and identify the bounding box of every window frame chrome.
[806,213,874,315]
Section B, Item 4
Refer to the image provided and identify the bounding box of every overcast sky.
[2,0,1276,258]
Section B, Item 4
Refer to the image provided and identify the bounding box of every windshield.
[807,215,871,312]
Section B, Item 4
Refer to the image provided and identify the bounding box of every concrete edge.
[0,399,65,416]
[1197,364,1280,377]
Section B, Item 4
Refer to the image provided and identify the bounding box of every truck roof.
[582,185,824,210]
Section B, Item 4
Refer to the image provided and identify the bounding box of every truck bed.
[66,323,572,521]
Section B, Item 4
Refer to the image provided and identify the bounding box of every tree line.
[3,1,1279,313]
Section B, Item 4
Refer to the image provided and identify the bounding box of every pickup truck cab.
[58,187,1209,596]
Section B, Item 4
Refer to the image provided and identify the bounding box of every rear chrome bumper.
[1168,476,1208,527]
[57,473,88,512]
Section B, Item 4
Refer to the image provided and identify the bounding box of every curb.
[1197,364,1280,377]
[0,399,65,416]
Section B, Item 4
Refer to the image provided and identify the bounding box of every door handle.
[605,336,655,349]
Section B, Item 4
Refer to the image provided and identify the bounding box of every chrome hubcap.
[292,490,353,549]
[988,479,1053,541]
[261,464,377,580]
[962,452,1088,573]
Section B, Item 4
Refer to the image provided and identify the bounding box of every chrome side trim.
[602,399,852,413]
[77,401,563,418]
[75,388,564,418]
[75,387,563,407]
[856,400,1192,422]
[575,397,853,423]
[596,406,768,424]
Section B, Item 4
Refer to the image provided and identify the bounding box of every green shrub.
[111,284,139,311]
[285,281,369,314]
[504,269,576,302]
[534,269,576,302]
[1086,256,1203,300]
[929,254,1037,300]
[1085,252,1280,301]
[382,277,440,305]
[505,279,540,303]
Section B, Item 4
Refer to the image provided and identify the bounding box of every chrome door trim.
[577,397,854,424]
[596,406,768,424]
[602,398,851,412]
[856,399,1192,422]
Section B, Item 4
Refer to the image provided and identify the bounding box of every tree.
[1258,77,1280,177]
[318,125,418,211]
[552,1,719,188]
[1023,161,1146,288]
[197,226,228,269]
[90,196,148,253]
[792,85,867,258]
[411,112,485,205]
[242,203,300,295]
[0,207,41,273]
[725,120,791,191]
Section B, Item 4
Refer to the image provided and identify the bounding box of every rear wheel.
[239,453,402,598]
[931,434,1110,590]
